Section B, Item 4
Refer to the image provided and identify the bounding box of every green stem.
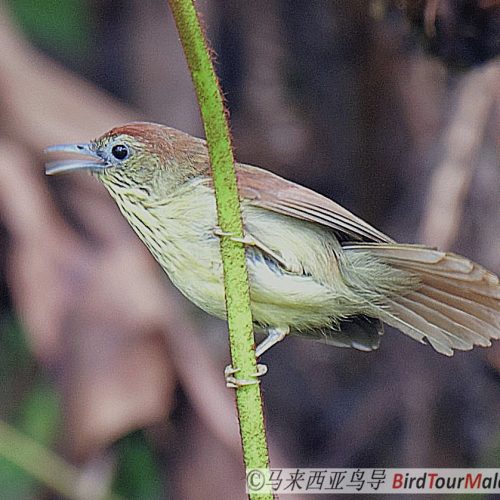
[167,0,272,497]
[0,419,122,500]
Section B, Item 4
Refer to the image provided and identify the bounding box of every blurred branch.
[0,419,122,500]
[0,8,244,464]
[0,5,132,149]
[419,62,500,249]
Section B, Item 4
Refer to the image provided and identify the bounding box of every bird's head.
[45,122,208,195]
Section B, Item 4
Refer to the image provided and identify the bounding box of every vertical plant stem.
[167,0,271,496]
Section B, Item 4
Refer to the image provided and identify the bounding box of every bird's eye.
[111,144,129,161]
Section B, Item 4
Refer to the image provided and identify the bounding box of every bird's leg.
[224,327,289,388]
[255,326,289,357]
[213,227,290,270]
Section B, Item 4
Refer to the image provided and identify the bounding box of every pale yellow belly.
[110,182,359,331]
[161,236,339,330]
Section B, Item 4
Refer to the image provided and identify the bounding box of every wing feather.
[235,164,393,243]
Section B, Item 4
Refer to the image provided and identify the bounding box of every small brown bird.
[46,122,500,363]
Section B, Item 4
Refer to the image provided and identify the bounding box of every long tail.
[344,243,500,355]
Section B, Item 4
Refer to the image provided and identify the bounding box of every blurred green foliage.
[6,0,91,60]
[113,431,165,500]
[0,316,165,499]
[0,316,59,498]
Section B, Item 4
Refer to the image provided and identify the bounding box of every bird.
[45,122,500,382]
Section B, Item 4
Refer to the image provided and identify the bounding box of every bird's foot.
[213,227,255,245]
[213,227,290,270]
[224,363,268,389]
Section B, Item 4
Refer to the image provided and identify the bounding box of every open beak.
[45,143,109,175]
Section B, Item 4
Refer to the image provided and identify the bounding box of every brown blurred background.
[0,0,498,499]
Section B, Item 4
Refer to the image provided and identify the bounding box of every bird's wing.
[234,164,394,243]
[312,316,384,352]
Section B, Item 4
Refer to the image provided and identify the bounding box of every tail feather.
[383,296,468,355]
[415,286,495,343]
[420,277,500,327]
[420,283,500,333]
[344,243,500,355]
[395,292,487,351]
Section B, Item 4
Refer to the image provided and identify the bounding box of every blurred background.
[0,0,498,498]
